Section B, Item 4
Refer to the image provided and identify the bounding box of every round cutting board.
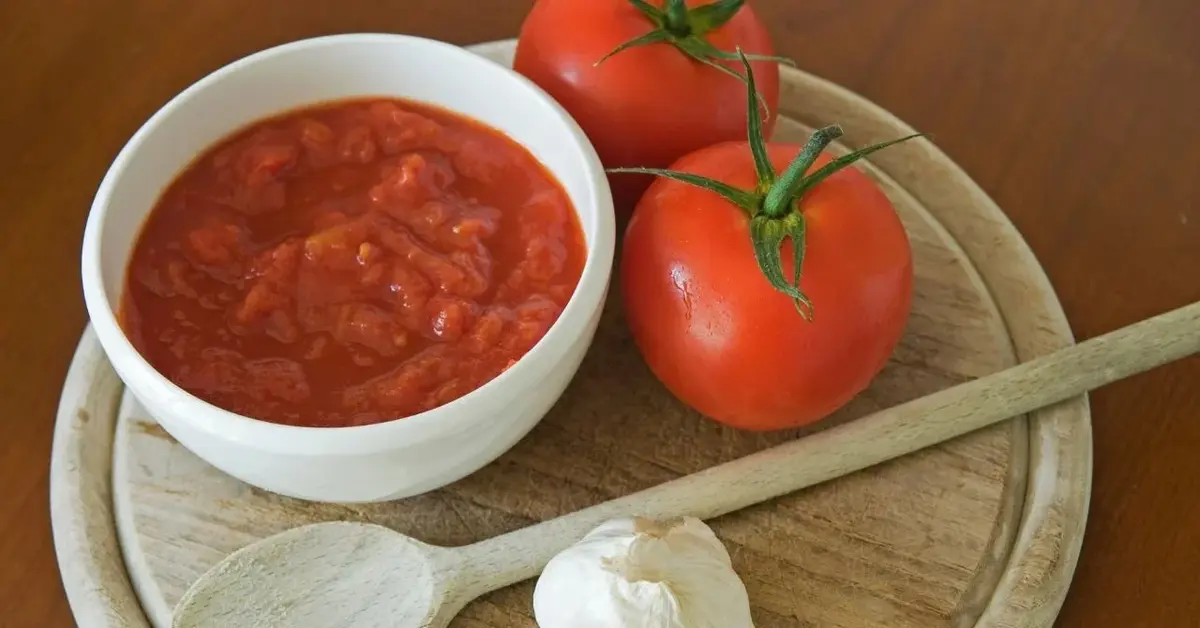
[50,39,1091,628]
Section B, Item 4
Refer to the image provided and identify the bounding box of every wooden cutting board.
[50,39,1091,628]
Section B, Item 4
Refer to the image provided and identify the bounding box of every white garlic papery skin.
[532,516,753,628]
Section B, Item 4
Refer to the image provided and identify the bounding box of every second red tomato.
[513,0,782,213]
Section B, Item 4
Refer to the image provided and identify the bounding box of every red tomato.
[513,0,783,214]
[620,139,915,431]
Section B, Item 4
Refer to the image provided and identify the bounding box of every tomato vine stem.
[663,0,692,35]
[595,0,795,98]
[609,50,926,321]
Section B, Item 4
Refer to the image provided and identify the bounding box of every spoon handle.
[454,300,1200,591]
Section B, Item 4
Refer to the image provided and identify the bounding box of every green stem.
[628,0,664,20]
[595,0,795,83]
[663,0,691,35]
[607,166,760,209]
[606,50,926,320]
[750,212,814,319]
[689,0,747,32]
[595,30,670,67]
[761,125,843,217]
[702,47,796,66]
[743,45,774,190]
[790,132,925,199]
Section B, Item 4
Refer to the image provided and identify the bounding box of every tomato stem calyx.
[663,0,693,36]
[596,0,795,92]
[608,51,926,321]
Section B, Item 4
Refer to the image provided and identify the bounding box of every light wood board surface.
[51,39,1091,628]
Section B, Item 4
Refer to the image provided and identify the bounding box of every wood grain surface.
[2,1,1198,626]
[107,86,1041,627]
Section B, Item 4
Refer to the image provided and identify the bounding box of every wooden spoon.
[173,300,1200,628]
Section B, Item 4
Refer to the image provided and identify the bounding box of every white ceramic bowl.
[80,34,614,503]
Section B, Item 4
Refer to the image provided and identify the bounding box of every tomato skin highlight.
[620,141,914,431]
[513,0,781,214]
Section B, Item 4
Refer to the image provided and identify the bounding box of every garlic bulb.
[532,516,753,628]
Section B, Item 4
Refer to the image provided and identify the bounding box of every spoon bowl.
[173,522,459,628]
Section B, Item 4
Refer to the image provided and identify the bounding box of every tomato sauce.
[120,98,586,427]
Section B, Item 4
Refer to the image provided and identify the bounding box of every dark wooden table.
[2,0,1197,625]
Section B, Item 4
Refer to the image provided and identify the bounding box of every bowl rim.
[80,32,615,455]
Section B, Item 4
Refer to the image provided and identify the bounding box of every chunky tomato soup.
[120,98,586,427]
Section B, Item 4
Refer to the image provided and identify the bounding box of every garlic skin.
[532,516,753,628]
